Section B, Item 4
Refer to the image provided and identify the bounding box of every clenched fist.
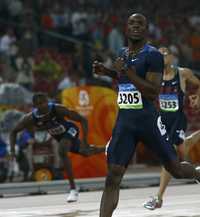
[92,61,106,76]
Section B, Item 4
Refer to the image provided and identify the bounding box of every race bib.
[159,94,179,112]
[117,83,143,109]
[48,125,66,135]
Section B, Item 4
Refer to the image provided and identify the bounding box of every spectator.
[19,27,38,57]
[57,66,86,91]
[0,28,16,58]
[107,23,125,57]
[71,7,89,39]
[7,0,23,20]
[15,55,34,91]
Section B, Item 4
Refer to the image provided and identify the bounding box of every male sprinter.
[10,92,105,202]
[93,13,200,217]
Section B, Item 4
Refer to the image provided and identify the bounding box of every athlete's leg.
[145,115,200,180]
[100,164,126,217]
[164,159,200,180]
[79,143,105,156]
[143,115,200,210]
[100,113,137,217]
[157,167,171,200]
[59,138,76,190]
[144,151,200,210]
[158,143,185,199]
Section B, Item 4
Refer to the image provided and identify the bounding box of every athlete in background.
[143,47,200,210]
[10,92,105,202]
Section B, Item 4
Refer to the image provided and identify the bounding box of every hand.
[113,57,125,73]
[92,61,106,76]
[189,94,200,109]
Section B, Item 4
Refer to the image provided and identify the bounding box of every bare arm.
[126,68,162,100]
[182,68,200,94]
[10,113,34,156]
[55,105,89,145]
[181,68,200,108]
[113,51,163,101]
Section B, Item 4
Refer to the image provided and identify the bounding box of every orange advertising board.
[61,86,118,178]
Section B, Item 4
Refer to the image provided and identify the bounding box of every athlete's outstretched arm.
[10,113,33,157]
[55,105,89,145]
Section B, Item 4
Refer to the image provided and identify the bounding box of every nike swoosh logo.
[131,58,138,62]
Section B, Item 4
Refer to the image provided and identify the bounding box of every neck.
[128,39,146,54]
[163,65,176,79]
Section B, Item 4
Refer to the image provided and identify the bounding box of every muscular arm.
[122,50,163,101]
[10,113,34,155]
[180,68,200,108]
[182,68,200,94]
[55,105,88,144]
[126,68,162,100]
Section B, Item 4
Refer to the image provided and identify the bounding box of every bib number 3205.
[117,91,143,109]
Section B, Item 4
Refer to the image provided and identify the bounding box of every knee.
[170,169,183,179]
[59,141,71,157]
[105,167,125,188]
[164,162,183,179]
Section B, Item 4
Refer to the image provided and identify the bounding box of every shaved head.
[127,13,148,42]
[128,13,148,28]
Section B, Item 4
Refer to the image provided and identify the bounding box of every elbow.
[147,93,157,101]
[151,86,160,98]
[145,87,160,101]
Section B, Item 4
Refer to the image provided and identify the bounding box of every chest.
[35,117,66,134]
[119,52,148,83]
[160,79,180,94]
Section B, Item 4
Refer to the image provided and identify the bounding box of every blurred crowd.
[0,0,200,95]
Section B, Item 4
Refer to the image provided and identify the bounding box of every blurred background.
[0,0,200,185]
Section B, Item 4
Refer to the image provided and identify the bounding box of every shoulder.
[19,112,33,124]
[145,45,163,59]
[22,112,33,121]
[144,45,164,71]
[178,67,193,78]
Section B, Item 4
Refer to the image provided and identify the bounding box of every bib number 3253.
[159,94,179,112]
[117,91,143,109]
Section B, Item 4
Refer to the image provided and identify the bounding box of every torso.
[117,44,163,118]
[159,67,185,114]
[32,103,79,139]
